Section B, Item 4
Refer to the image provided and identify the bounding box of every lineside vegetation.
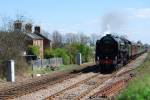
[117,52,150,100]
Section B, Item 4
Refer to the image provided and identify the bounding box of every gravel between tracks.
[53,74,110,100]
[12,53,148,100]
[14,72,97,100]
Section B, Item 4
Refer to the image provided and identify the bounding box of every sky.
[0,0,150,44]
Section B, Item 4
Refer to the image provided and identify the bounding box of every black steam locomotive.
[95,34,146,73]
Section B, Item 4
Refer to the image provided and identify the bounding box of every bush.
[53,48,70,65]
[76,44,93,62]
[44,48,70,65]
[15,57,29,76]
[44,48,54,58]
[66,43,93,63]
[65,44,78,64]
[27,45,40,57]
[0,61,7,79]
[64,43,93,63]
[45,43,93,64]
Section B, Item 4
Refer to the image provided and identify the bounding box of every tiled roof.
[34,32,51,42]
[26,33,43,40]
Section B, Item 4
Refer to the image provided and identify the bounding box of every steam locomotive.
[95,34,146,73]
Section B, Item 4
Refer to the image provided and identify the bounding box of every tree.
[65,33,79,44]
[64,43,93,63]
[75,44,93,62]
[0,31,27,78]
[90,33,100,46]
[52,31,62,48]
[65,44,78,64]
[79,34,90,45]
[0,15,33,78]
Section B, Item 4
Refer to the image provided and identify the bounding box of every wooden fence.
[31,58,63,69]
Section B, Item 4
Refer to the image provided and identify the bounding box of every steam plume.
[101,11,126,36]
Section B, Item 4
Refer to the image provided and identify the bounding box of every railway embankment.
[117,52,150,100]
[0,62,94,93]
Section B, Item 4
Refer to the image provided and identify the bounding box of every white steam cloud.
[101,12,127,36]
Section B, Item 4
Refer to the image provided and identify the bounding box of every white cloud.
[135,8,150,18]
[126,8,150,19]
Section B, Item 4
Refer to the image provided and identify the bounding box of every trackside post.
[7,60,15,82]
[76,53,82,65]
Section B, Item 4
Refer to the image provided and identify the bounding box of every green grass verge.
[117,53,150,100]
[58,64,79,71]
[31,64,79,75]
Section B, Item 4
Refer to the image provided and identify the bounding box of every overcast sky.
[0,0,150,44]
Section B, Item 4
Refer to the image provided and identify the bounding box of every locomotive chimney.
[25,23,32,33]
[106,34,111,36]
[14,20,22,31]
[34,26,40,34]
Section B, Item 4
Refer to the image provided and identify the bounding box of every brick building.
[14,20,51,59]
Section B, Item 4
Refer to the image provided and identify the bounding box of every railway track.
[44,73,107,100]
[44,70,122,100]
[85,54,147,99]
[89,72,134,99]
[44,53,147,100]
[0,62,95,100]
[0,72,83,100]
[0,53,146,100]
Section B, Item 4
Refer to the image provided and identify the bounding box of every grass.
[58,64,80,71]
[32,67,53,74]
[31,64,79,75]
[117,52,150,100]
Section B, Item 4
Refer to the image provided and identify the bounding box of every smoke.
[101,11,127,35]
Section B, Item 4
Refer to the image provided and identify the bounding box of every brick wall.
[33,40,43,58]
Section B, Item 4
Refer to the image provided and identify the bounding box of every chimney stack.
[34,26,40,34]
[25,23,32,33]
[14,20,22,31]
